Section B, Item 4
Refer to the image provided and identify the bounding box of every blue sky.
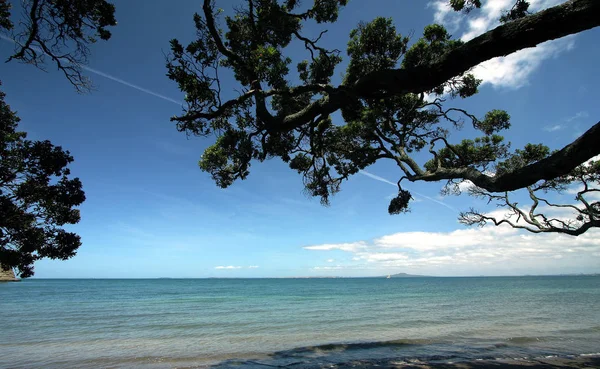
[1,0,599,278]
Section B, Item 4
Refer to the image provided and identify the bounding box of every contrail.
[80,65,182,105]
[359,170,397,186]
[359,170,458,212]
[1,34,181,105]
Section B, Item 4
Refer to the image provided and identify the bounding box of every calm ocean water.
[1,277,599,369]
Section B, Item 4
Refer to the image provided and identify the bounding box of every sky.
[1,0,599,278]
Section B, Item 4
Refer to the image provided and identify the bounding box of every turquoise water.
[1,277,599,368]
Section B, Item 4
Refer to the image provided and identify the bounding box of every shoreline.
[354,356,600,368]
[245,356,600,369]
[215,354,600,369]
[349,357,600,369]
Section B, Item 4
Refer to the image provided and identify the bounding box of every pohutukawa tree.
[0,87,85,277]
[166,0,600,236]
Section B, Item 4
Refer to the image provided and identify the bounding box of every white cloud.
[248,265,260,269]
[460,0,514,41]
[374,226,516,252]
[456,180,475,193]
[304,221,600,275]
[326,259,335,263]
[471,37,575,89]
[354,252,410,262]
[583,154,600,166]
[304,241,368,252]
[215,266,242,270]
[429,0,576,90]
[460,0,565,42]
[544,124,564,132]
[312,265,343,270]
[429,1,464,32]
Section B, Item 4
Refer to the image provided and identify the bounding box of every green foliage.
[496,143,551,175]
[450,0,481,13]
[344,18,409,85]
[42,0,116,41]
[500,0,530,23]
[300,52,343,85]
[402,24,479,97]
[453,74,481,98]
[0,87,85,278]
[199,129,254,188]
[311,0,348,23]
[425,135,510,172]
[403,24,463,69]
[388,190,412,215]
[166,0,598,231]
[449,0,482,13]
[0,0,12,31]
[449,0,530,23]
[475,110,511,135]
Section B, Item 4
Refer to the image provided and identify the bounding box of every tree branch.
[275,0,600,132]
[408,120,600,192]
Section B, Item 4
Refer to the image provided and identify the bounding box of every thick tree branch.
[409,121,600,192]
[202,0,239,66]
[355,0,599,96]
[7,0,41,63]
[276,0,600,131]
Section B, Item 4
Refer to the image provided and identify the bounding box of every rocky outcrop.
[0,267,18,282]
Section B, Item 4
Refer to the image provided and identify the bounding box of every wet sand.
[333,356,600,369]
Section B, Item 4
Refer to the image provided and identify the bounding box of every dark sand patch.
[333,356,600,369]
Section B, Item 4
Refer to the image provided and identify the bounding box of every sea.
[1,276,599,369]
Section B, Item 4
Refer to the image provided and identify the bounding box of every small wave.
[273,338,434,356]
[506,336,545,344]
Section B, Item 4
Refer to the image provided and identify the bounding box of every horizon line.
[24,273,599,280]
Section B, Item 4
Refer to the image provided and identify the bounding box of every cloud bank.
[304,221,600,275]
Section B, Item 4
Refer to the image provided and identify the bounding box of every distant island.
[385,273,429,278]
[286,273,430,279]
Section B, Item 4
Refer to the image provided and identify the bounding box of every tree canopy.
[166,0,600,236]
[0,86,85,277]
